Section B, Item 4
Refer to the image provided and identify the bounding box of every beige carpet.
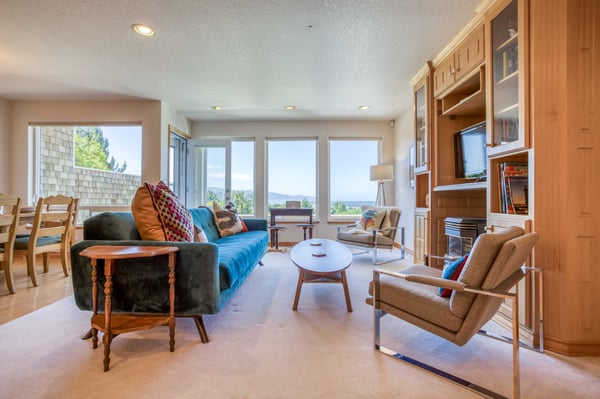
[1,250,599,399]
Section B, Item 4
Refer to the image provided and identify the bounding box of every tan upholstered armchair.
[367,226,542,399]
[336,205,404,264]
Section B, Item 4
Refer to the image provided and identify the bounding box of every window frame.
[265,137,318,219]
[328,137,382,221]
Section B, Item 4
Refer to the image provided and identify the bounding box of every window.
[231,140,255,216]
[267,139,317,214]
[329,139,380,217]
[33,125,142,221]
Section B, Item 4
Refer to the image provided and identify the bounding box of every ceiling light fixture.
[284,105,296,110]
[358,105,370,110]
[131,24,155,37]
[211,106,223,111]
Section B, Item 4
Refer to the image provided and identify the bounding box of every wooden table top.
[290,239,352,274]
[79,245,179,260]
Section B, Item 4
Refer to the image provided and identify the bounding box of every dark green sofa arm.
[70,239,222,315]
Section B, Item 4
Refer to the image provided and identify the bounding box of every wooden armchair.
[367,226,542,399]
[0,194,21,294]
[336,205,404,264]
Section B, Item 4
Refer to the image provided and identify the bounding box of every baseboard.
[543,336,600,357]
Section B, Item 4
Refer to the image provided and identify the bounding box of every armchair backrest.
[455,231,539,345]
[359,205,402,240]
[450,226,524,318]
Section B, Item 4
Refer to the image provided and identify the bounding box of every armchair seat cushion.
[337,231,394,247]
[369,265,463,332]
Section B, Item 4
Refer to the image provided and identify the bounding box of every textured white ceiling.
[0,0,480,121]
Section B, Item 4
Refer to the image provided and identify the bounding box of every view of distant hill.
[209,188,370,206]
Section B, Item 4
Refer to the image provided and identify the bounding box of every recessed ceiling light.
[358,105,370,110]
[211,106,223,111]
[284,105,296,110]
[131,24,155,37]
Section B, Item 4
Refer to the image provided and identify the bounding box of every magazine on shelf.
[498,161,528,214]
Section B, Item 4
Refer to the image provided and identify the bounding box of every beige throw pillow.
[212,202,243,237]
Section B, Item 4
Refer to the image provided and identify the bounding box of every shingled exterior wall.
[39,126,140,221]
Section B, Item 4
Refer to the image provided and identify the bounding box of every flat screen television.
[454,121,487,180]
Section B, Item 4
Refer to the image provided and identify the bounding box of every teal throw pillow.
[438,255,469,297]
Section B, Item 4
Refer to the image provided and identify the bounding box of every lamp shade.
[370,164,394,182]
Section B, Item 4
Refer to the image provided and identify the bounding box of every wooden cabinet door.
[414,210,429,264]
[455,25,485,81]
[433,55,456,96]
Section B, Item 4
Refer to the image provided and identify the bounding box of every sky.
[206,139,379,201]
[100,126,142,176]
[96,130,379,202]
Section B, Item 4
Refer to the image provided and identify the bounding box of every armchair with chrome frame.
[367,226,542,399]
[336,205,404,265]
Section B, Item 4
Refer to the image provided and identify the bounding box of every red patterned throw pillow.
[145,181,195,242]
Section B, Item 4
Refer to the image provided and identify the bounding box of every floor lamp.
[370,164,394,206]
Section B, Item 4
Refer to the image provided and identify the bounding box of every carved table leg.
[103,259,114,371]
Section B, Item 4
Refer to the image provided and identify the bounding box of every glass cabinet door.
[490,0,528,154]
[414,83,428,172]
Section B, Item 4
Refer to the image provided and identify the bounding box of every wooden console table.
[79,245,179,371]
[268,208,314,249]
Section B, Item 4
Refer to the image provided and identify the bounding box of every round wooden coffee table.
[290,238,353,312]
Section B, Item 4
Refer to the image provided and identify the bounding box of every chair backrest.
[360,205,402,240]
[0,194,21,257]
[455,231,540,345]
[68,197,80,245]
[449,226,524,318]
[30,195,74,244]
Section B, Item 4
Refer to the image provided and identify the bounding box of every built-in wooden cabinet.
[411,0,600,355]
[414,209,429,264]
[488,0,529,156]
[433,25,485,97]
[413,70,431,174]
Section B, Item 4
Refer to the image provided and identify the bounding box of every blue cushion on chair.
[438,255,469,297]
[13,235,62,250]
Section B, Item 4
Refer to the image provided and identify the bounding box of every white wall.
[191,120,395,241]
[0,98,10,190]
[393,111,417,255]
[8,100,163,203]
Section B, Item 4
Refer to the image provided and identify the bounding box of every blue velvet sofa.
[70,207,268,342]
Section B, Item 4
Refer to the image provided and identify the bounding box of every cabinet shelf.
[442,89,486,116]
[496,32,518,52]
[440,66,486,116]
[496,103,519,116]
[496,70,518,85]
[433,182,486,192]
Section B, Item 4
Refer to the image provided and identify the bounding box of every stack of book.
[498,161,528,214]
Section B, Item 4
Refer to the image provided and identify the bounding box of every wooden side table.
[79,245,179,371]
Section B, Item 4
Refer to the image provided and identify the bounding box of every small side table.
[79,245,179,371]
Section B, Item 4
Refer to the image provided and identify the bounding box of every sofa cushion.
[131,181,195,242]
[438,255,468,297]
[189,207,221,242]
[131,184,165,241]
[212,202,243,237]
[146,181,195,242]
[359,209,386,232]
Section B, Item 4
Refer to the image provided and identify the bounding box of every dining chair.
[68,197,80,247]
[13,195,74,287]
[0,194,21,294]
